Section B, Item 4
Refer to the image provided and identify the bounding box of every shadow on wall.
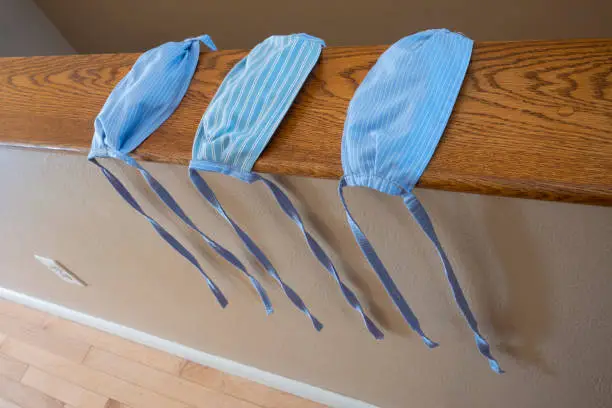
[426,191,554,374]
[480,199,553,374]
[274,174,556,366]
[277,174,556,373]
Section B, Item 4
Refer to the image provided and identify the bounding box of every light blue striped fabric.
[90,35,216,159]
[339,29,503,372]
[189,34,383,337]
[88,35,274,313]
[191,34,324,174]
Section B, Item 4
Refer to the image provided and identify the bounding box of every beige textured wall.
[2,151,612,407]
[34,0,612,52]
[2,1,612,407]
[0,0,74,56]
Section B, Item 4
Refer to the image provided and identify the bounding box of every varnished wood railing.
[0,40,611,205]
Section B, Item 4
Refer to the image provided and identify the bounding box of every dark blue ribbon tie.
[252,174,384,340]
[403,193,503,373]
[118,155,273,315]
[189,169,323,331]
[90,158,228,309]
[338,179,437,348]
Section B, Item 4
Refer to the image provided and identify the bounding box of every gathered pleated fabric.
[189,34,383,337]
[339,29,503,372]
[89,35,274,314]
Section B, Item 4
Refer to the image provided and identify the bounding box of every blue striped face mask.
[89,35,275,313]
[339,29,503,372]
[188,34,382,337]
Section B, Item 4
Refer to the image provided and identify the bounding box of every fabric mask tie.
[338,179,435,347]
[119,154,272,314]
[339,29,502,372]
[189,34,328,331]
[403,192,502,373]
[252,174,383,338]
[188,169,323,331]
[190,34,382,337]
[89,35,271,312]
[90,158,227,308]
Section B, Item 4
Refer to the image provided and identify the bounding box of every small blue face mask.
[89,35,274,314]
[339,29,502,372]
[187,34,382,337]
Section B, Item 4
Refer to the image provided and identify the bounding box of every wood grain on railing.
[0,40,611,205]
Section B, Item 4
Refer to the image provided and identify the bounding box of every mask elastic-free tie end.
[89,158,228,309]
[118,156,273,316]
[192,34,217,51]
[338,179,436,347]
[189,169,322,330]
[404,193,502,372]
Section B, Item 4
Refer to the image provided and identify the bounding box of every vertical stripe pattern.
[190,34,385,337]
[341,29,472,193]
[188,34,328,331]
[90,35,216,159]
[340,29,503,372]
[191,34,325,172]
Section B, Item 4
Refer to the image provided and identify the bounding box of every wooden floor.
[0,299,323,408]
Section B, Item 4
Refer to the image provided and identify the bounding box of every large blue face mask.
[90,35,215,159]
[187,34,382,337]
[339,29,502,372]
[89,35,275,314]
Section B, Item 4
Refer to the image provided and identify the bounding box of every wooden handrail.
[0,40,611,205]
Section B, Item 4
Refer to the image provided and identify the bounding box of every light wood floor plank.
[44,318,185,375]
[180,361,323,408]
[0,374,64,408]
[0,300,49,327]
[0,300,321,408]
[59,403,130,408]
[1,338,189,408]
[103,399,131,408]
[0,314,90,363]
[21,367,109,408]
[0,353,28,381]
[84,348,262,408]
[0,397,22,408]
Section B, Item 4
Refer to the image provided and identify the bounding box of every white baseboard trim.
[0,287,376,408]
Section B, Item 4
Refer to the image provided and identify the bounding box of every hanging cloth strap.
[117,155,272,315]
[249,174,383,339]
[189,169,323,331]
[402,192,503,373]
[90,158,228,308]
[338,178,438,348]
